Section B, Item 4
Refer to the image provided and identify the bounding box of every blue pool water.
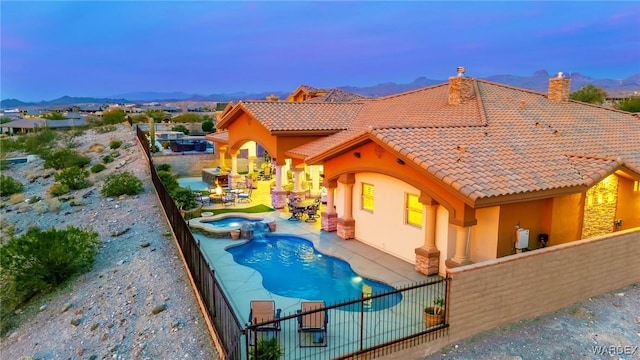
[177,177,209,192]
[227,235,402,311]
[210,217,262,229]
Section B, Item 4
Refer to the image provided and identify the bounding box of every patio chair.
[194,191,210,205]
[305,203,319,222]
[237,188,252,203]
[249,300,281,343]
[297,301,328,347]
[222,192,235,207]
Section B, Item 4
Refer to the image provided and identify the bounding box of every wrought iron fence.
[135,126,449,359]
[244,278,448,360]
[136,127,244,359]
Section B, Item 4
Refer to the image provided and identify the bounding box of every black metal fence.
[245,278,448,360]
[136,127,244,359]
[135,126,449,359]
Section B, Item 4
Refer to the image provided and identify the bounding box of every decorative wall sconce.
[396,158,405,165]
[353,152,361,158]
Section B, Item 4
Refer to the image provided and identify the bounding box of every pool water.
[227,235,402,311]
[177,177,209,192]
[210,217,262,229]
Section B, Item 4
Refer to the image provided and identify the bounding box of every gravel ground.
[0,123,219,360]
[423,283,640,360]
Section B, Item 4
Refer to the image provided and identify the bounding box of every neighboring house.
[0,117,88,134]
[208,68,640,276]
[286,85,368,103]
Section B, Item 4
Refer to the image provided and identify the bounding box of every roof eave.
[305,131,372,165]
[270,129,343,136]
[473,185,588,208]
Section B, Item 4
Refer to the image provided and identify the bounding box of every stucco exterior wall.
[616,176,640,230]
[470,207,500,262]
[549,193,583,245]
[353,173,423,263]
[435,207,454,276]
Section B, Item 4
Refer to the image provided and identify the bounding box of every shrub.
[43,148,90,170]
[0,226,99,312]
[91,163,107,173]
[171,124,189,135]
[201,120,214,133]
[249,337,283,360]
[0,175,24,196]
[9,193,24,204]
[109,139,123,149]
[171,186,199,210]
[101,171,144,197]
[157,170,179,192]
[102,155,114,164]
[22,129,58,156]
[110,150,120,158]
[0,159,10,171]
[49,183,70,197]
[55,167,92,190]
[95,125,117,134]
[156,164,172,172]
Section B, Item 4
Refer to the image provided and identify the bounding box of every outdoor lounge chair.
[249,300,281,342]
[297,301,328,347]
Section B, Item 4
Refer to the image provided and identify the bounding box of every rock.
[38,304,47,312]
[151,304,167,315]
[140,242,151,248]
[71,318,81,326]
[61,302,72,313]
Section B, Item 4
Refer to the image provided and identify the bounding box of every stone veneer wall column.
[337,174,355,240]
[415,201,440,275]
[271,163,287,209]
[321,183,337,232]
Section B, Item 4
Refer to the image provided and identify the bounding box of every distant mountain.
[2,71,638,108]
[0,96,131,109]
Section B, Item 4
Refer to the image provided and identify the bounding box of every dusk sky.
[1,1,639,102]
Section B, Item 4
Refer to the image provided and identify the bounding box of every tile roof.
[222,101,364,132]
[297,79,640,203]
[205,130,229,143]
[305,88,368,103]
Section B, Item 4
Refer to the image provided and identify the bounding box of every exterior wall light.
[396,158,405,165]
[353,152,361,158]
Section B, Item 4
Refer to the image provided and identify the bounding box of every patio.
[187,178,441,358]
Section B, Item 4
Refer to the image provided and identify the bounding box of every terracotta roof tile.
[298,79,639,202]
[235,101,363,132]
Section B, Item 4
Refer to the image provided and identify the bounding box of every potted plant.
[423,296,445,328]
[172,187,202,220]
[249,337,283,360]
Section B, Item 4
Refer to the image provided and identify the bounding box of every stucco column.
[321,182,338,232]
[270,162,287,209]
[446,225,473,267]
[311,166,320,192]
[274,163,283,191]
[337,174,355,240]
[230,150,239,176]
[293,168,303,192]
[248,155,256,174]
[218,146,227,170]
[415,201,440,275]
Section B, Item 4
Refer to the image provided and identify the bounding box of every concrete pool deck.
[191,179,436,325]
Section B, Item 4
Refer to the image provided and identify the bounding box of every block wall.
[386,228,640,359]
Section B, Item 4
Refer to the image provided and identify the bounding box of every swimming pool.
[227,235,402,311]
[209,217,263,229]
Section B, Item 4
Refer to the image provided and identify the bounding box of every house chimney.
[266,94,279,101]
[548,72,571,103]
[448,66,474,105]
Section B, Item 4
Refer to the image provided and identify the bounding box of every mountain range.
[2,70,638,109]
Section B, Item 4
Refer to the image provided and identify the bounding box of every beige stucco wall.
[470,207,500,262]
[435,207,454,276]
[353,173,423,263]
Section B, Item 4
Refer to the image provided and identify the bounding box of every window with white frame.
[406,193,423,227]
[361,183,374,212]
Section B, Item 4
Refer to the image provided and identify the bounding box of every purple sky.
[1,1,639,102]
